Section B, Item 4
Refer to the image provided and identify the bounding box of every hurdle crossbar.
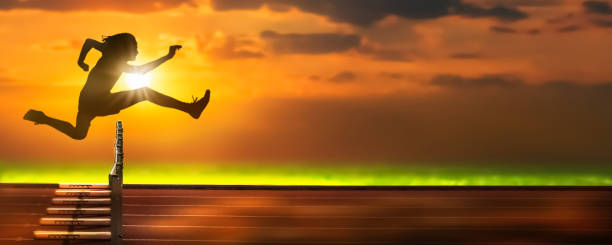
[109,121,123,245]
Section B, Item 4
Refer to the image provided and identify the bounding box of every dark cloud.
[210,0,527,26]
[211,30,412,62]
[592,19,612,27]
[450,52,483,59]
[224,80,612,161]
[539,80,612,91]
[209,0,264,10]
[557,25,583,32]
[216,49,264,59]
[431,74,523,88]
[356,44,412,62]
[490,25,518,33]
[578,1,612,29]
[329,71,357,83]
[583,1,612,15]
[261,30,360,54]
[453,3,528,21]
[0,0,196,13]
[197,35,264,60]
[475,0,563,7]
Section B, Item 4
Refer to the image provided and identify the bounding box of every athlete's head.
[102,33,138,61]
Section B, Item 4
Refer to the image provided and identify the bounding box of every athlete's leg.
[108,87,187,111]
[23,110,94,140]
[108,87,210,118]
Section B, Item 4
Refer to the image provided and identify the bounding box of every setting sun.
[124,73,152,89]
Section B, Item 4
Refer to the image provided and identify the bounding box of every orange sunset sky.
[1,0,611,162]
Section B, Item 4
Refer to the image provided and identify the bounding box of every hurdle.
[110,120,124,245]
[33,121,124,245]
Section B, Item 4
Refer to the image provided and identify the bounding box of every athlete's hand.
[167,45,182,59]
[78,62,89,72]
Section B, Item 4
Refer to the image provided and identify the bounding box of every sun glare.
[125,73,152,89]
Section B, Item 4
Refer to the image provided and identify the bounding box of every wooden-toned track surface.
[1,185,611,244]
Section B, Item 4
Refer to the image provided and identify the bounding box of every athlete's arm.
[77,38,104,72]
[127,45,181,74]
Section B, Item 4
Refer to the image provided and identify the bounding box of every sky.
[0,0,611,163]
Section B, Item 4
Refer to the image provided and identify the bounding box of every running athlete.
[23,33,210,140]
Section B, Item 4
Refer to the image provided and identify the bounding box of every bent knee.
[71,132,87,140]
[70,128,89,140]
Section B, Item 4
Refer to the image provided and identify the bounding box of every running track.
[1,185,611,244]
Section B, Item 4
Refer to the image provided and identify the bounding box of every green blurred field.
[1,160,611,185]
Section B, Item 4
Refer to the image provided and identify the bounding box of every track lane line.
[123,224,612,232]
[6,212,608,218]
[122,214,610,219]
[123,238,405,244]
[123,195,608,200]
[123,204,612,208]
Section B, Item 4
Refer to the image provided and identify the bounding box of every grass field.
[1,160,611,185]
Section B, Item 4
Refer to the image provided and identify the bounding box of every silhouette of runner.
[23,33,210,140]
